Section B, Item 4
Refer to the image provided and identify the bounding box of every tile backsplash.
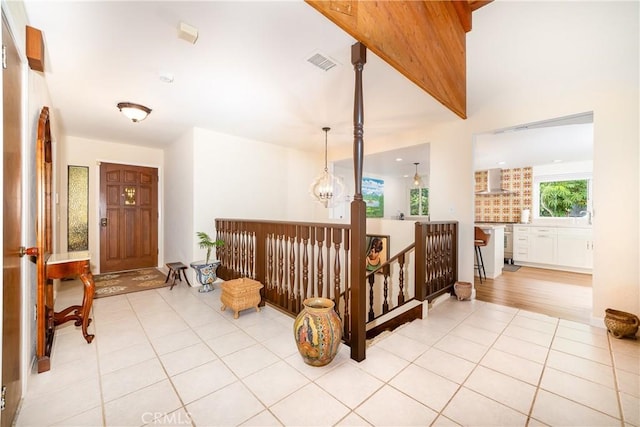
[475,167,533,222]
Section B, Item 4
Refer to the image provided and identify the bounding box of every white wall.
[328,1,640,320]
[465,1,639,320]
[285,147,328,221]
[57,136,164,274]
[189,127,321,266]
[366,218,415,254]
[163,129,194,270]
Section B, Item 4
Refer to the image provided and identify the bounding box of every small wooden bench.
[165,262,191,290]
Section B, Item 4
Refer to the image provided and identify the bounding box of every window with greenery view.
[410,188,429,216]
[539,179,588,217]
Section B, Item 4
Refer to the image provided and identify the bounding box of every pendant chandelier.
[413,162,423,188]
[310,127,345,208]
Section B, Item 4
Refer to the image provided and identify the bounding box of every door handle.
[19,246,39,257]
[100,218,108,227]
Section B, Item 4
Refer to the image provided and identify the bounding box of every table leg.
[170,270,179,290]
[78,271,95,343]
[182,268,191,286]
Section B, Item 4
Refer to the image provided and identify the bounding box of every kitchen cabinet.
[556,228,593,269]
[530,227,556,265]
[513,226,530,262]
[513,225,592,272]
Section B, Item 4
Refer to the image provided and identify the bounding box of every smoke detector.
[178,22,198,44]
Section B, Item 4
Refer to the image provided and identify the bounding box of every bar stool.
[474,227,491,283]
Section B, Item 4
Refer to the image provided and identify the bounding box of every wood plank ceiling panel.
[306,0,490,119]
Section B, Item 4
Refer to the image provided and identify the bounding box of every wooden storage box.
[220,278,263,319]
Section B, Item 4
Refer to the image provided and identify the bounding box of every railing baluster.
[234,223,240,276]
[267,232,274,300]
[239,229,245,276]
[398,253,405,305]
[332,228,342,316]
[310,229,316,299]
[325,227,332,299]
[382,268,389,314]
[249,230,255,279]
[294,228,301,312]
[302,227,309,303]
[368,274,375,321]
[277,230,284,306]
[288,226,296,311]
[316,227,324,298]
[343,229,351,343]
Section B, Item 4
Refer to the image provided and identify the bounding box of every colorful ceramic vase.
[293,297,342,367]
[190,260,221,293]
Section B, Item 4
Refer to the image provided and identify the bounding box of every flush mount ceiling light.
[413,162,423,188]
[117,102,151,123]
[310,127,345,208]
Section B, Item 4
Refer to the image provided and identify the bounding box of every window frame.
[533,172,592,220]
[408,187,429,217]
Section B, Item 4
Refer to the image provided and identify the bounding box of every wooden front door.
[2,13,23,427]
[99,162,158,273]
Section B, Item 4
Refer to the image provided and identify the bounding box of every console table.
[37,251,95,372]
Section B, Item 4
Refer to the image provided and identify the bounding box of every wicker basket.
[604,308,639,339]
[453,281,472,301]
[220,278,263,319]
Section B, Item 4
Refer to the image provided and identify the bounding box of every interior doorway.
[472,113,594,321]
[99,162,158,273]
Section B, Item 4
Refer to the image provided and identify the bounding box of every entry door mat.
[94,268,168,299]
[503,264,521,272]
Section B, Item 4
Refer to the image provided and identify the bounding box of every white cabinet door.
[530,228,556,264]
[557,229,593,269]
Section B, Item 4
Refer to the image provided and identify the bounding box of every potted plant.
[190,231,224,293]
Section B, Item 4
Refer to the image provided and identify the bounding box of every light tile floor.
[15,280,640,427]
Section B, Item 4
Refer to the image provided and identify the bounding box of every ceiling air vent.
[307,52,337,71]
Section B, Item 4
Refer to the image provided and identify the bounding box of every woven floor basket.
[604,308,639,339]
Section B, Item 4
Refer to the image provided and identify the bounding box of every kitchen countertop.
[513,223,592,229]
[475,223,506,230]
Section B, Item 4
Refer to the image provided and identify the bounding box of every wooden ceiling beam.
[453,0,472,33]
[306,0,491,119]
[469,0,494,12]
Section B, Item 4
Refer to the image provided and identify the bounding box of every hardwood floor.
[474,266,593,324]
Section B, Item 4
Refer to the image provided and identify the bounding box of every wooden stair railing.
[215,219,353,343]
[365,242,415,322]
[416,221,459,302]
[363,222,458,339]
[214,218,458,361]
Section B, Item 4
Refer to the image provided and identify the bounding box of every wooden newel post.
[350,42,367,362]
